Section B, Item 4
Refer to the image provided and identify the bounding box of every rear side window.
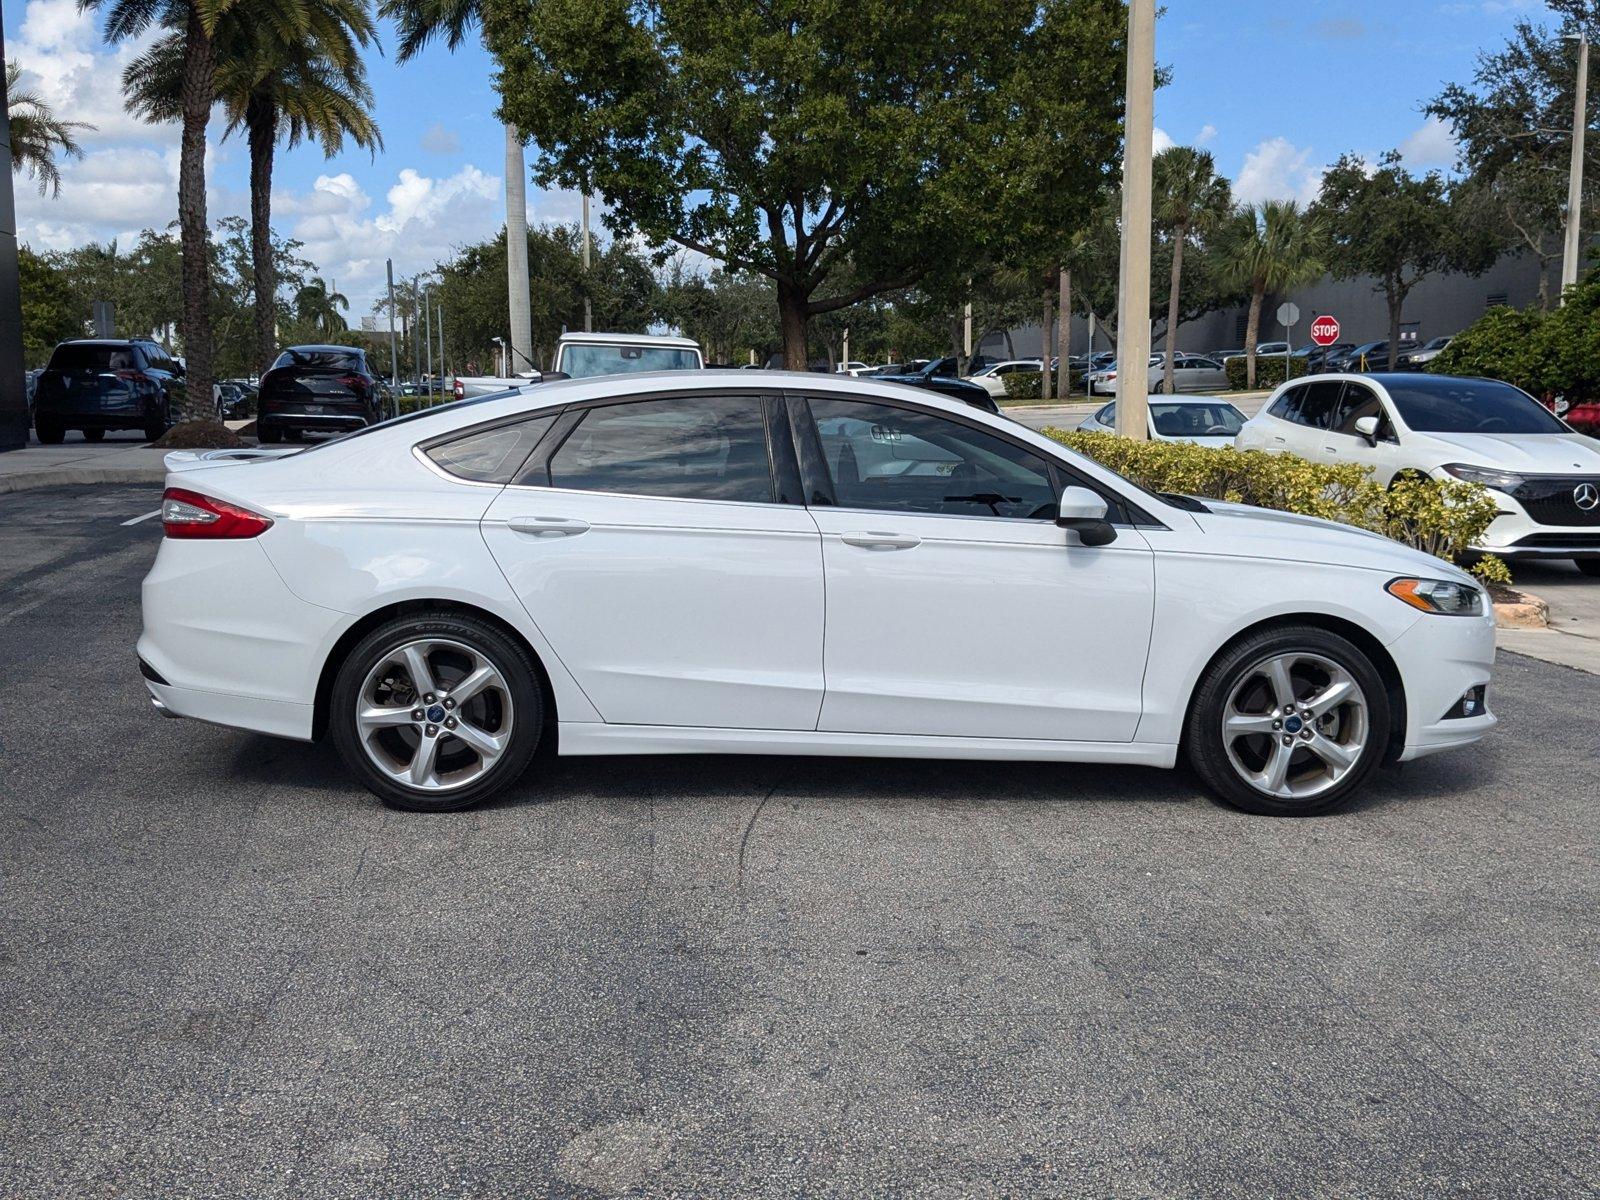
[547,395,774,503]
[425,414,557,483]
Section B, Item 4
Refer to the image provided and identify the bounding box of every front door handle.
[840,531,920,551]
[507,515,590,538]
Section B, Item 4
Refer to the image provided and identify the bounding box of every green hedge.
[1225,353,1309,391]
[1002,370,1085,400]
[1040,428,1510,583]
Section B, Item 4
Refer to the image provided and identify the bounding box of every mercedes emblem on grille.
[1575,482,1600,512]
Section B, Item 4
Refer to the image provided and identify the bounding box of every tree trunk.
[1245,287,1264,390]
[1040,279,1054,399]
[1164,222,1185,394]
[1386,286,1403,370]
[1056,267,1071,400]
[1003,329,1015,359]
[504,124,534,373]
[777,279,808,370]
[176,7,216,424]
[246,89,277,379]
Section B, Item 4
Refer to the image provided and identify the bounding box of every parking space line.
[122,509,162,526]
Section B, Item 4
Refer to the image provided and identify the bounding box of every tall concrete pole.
[385,259,398,387]
[0,19,29,450]
[1114,0,1155,440]
[581,191,594,333]
[505,124,535,373]
[1561,33,1589,298]
[422,285,433,393]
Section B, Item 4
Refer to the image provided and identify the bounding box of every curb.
[1493,589,1550,631]
[0,467,167,495]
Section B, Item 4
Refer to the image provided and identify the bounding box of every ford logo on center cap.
[426,704,446,723]
[1284,715,1304,733]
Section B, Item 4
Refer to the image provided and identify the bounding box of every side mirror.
[1353,414,1380,445]
[1057,485,1117,547]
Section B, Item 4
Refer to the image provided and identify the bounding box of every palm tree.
[1220,200,1324,389]
[1153,146,1230,394]
[122,0,381,377]
[5,62,94,196]
[295,278,350,334]
[381,0,535,375]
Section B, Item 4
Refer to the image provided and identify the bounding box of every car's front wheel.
[1185,625,1389,816]
[330,612,543,812]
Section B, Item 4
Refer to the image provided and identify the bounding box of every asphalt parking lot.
[2,484,1597,1197]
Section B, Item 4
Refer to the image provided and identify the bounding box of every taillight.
[338,374,369,393]
[453,378,464,399]
[161,488,274,539]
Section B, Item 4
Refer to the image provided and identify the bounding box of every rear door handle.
[507,515,590,538]
[840,531,920,551]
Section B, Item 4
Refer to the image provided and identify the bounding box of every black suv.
[32,339,187,443]
[257,345,390,443]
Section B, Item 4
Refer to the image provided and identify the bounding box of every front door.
[796,394,1155,742]
[481,392,825,730]
[1321,380,1407,484]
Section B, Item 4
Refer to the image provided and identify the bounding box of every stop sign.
[1310,315,1341,347]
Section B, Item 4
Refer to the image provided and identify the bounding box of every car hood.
[1413,431,1600,473]
[1191,499,1475,581]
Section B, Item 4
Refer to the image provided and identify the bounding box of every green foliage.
[1224,354,1308,391]
[483,0,1128,363]
[1041,430,1508,578]
[17,249,83,365]
[1004,372,1043,400]
[1434,272,1600,423]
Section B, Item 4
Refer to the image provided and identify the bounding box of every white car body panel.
[139,371,1497,784]
[1236,373,1600,558]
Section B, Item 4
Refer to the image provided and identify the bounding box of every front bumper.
[1385,603,1498,763]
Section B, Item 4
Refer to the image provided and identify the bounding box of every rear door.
[481,391,825,730]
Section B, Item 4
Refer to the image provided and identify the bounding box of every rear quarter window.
[423,414,558,483]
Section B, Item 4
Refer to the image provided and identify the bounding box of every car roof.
[557,331,700,349]
[60,338,138,347]
[283,344,364,353]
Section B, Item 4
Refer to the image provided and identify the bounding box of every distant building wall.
[988,250,1549,361]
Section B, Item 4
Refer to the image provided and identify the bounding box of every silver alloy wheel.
[355,637,515,793]
[1220,651,1369,801]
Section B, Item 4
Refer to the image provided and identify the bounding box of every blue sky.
[4,0,1562,316]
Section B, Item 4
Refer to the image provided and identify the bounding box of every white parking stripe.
[121,509,162,526]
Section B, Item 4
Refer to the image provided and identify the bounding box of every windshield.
[48,344,137,371]
[559,344,700,378]
[274,348,363,372]
[1151,403,1245,437]
[1386,377,1567,435]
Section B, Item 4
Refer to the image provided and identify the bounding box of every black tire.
[284,428,302,443]
[1576,559,1600,578]
[329,611,544,812]
[259,426,282,445]
[35,418,64,444]
[82,428,105,443]
[1151,378,1165,394]
[144,400,170,442]
[1184,624,1390,817]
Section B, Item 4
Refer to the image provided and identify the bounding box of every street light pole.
[385,259,398,387]
[581,191,594,333]
[1561,32,1590,299]
[1114,0,1156,440]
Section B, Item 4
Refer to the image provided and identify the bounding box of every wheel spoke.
[358,705,414,733]
[450,719,507,763]
[1259,741,1294,795]
[449,661,501,705]
[1225,710,1279,737]
[400,643,436,697]
[1306,675,1356,720]
[1307,737,1358,773]
[1263,657,1299,711]
[408,733,441,787]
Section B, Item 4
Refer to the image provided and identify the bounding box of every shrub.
[1224,353,1309,391]
[1041,429,1508,582]
[1002,369,1085,400]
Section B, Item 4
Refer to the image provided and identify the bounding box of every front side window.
[426,414,556,483]
[807,397,1057,520]
[1385,378,1566,435]
[547,395,774,503]
[1331,383,1386,437]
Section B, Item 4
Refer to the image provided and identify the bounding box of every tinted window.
[1331,383,1384,435]
[1151,403,1243,437]
[559,344,700,378]
[1095,403,1116,425]
[48,344,137,371]
[273,348,363,372]
[548,396,774,502]
[1291,380,1344,429]
[1386,378,1567,434]
[1267,385,1303,420]
[808,397,1057,519]
[426,414,556,483]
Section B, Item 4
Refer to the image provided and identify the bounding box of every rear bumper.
[258,410,369,433]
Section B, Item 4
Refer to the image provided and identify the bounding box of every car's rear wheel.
[144,400,170,442]
[82,428,105,442]
[1576,559,1600,577]
[35,417,64,444]
[1185,625,1389,816]
[330,613,543,812]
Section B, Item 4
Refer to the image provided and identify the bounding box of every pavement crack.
[736,769,788,892]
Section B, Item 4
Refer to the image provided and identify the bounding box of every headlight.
[1440,463,1524,490]
[1386,577,1484,617]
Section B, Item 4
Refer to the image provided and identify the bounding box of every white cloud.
[1152,126,1176,154]
[1234,137,1325,206]
[420,122,461,155]
[1196,123,1218,147]
[1398,116,1459,169]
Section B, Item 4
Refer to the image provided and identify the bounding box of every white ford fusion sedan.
[139,372,1496,817]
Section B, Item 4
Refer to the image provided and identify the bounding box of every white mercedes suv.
[1235,373,1600,572]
